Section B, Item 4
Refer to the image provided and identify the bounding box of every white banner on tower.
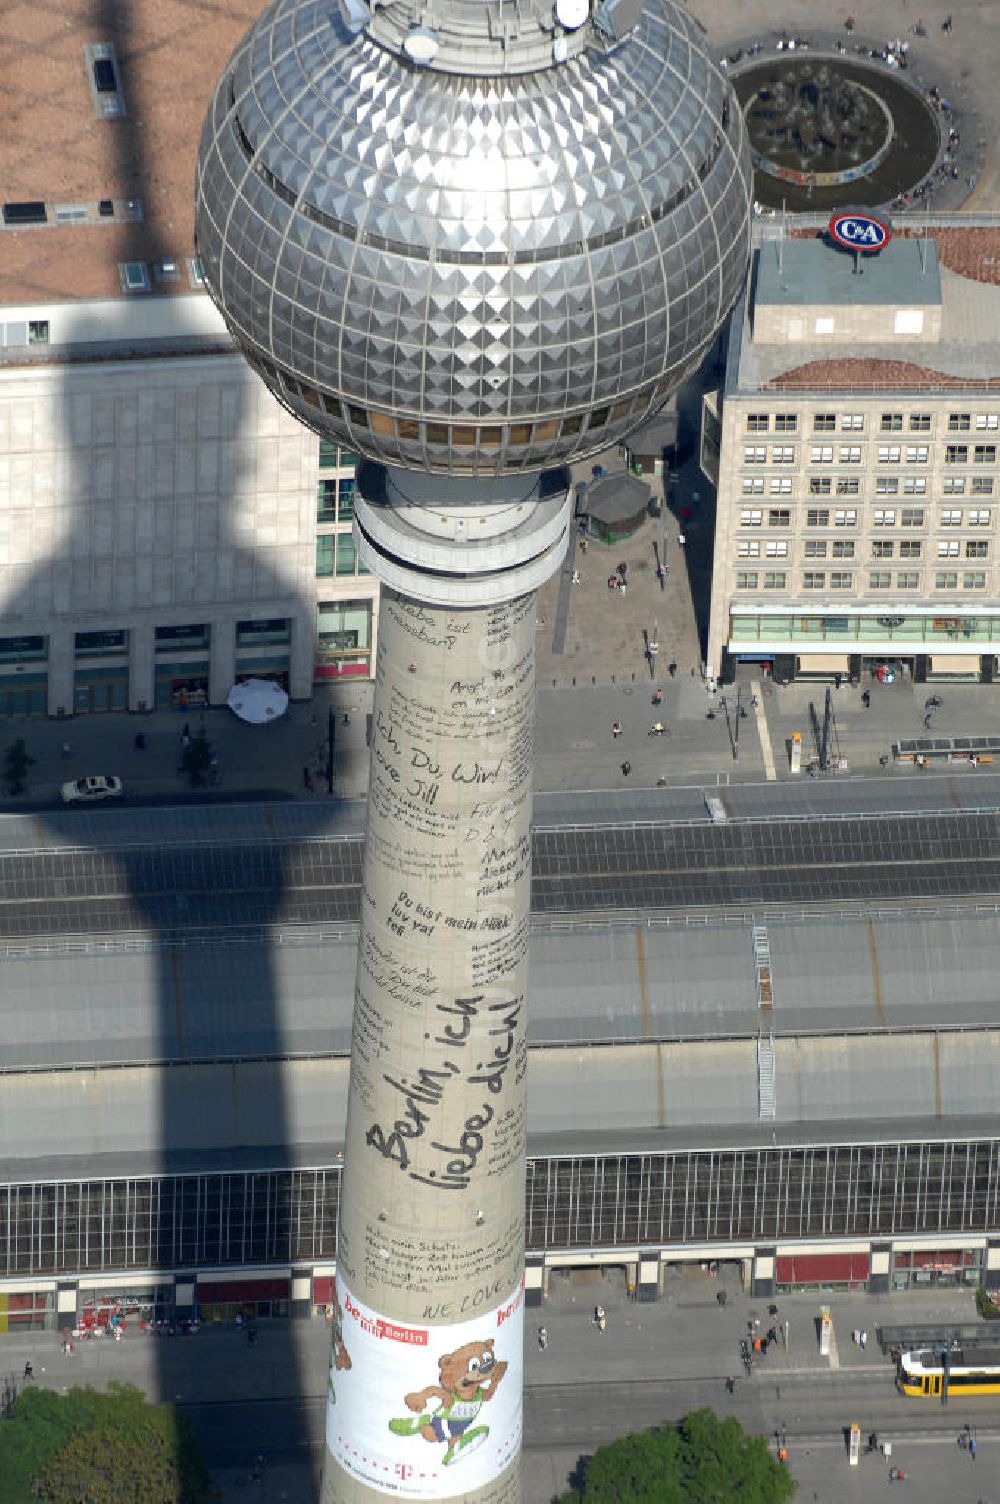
[326,1271,524,1497]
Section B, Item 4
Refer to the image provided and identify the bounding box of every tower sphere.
[196,0,751,476]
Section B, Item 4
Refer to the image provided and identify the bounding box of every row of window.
[256,353,666,453]
[744,476,996,496]
[747,412,1000,434]
[736,571,990,591]
[743,445,997,465]
[739,508,992,528]
[0,621,291,665]
[737,540,989,560]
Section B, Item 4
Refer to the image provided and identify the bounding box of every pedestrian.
[343,713,350,726]
[607,574,618,591]
[617,561,627,579]
[969,1436,977,1460]
[23,1362,33,1380]
[725,1375,735,1393]
[303,766,313,791]
[621,761,631,777]
[668,661,677,677]
[612,720,622,738]
[538,1325,548,1350]
[860,1329,867,1350]
[879,753,889,770]
[61,741,71,759]
[677,532,686,547]
[247,1327,257,1350]
[923,713,933,729]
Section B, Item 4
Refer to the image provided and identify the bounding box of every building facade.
[3,1133,1000,1332]
[0,0,378,715]
[704,226,1000,684]
[0,299,377,713]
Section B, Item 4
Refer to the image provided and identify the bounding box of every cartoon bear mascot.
[389,1338,507,1466]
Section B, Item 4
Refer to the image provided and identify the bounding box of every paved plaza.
[687,0,1000,211]
[2,1274,998,1502]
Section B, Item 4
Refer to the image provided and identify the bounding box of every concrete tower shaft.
[326,573,538,1501]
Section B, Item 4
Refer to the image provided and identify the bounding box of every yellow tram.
[898,1346,1000,1397]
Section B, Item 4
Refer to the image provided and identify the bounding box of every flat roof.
[0,0,259,305]
[733,231,1000,393]
[2,904,1000,1070]
[2,1035,999,1184]
[754,237,941,308]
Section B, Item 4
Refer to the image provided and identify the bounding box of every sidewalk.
[0,1271,987,1503]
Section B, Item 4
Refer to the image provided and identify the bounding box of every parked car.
[61,775,124,805]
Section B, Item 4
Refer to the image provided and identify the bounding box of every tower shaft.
[325,584,536,1500]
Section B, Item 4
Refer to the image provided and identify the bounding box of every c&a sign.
[828,211,892,252]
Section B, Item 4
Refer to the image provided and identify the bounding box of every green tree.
[180,731,213,788]
[0,1382,213,1503]
[2,737,34,795]
[556,1408,796,1504]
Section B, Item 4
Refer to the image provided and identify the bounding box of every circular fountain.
[733,56,940,210]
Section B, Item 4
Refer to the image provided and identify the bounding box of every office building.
[703,225,1000,684]
[0,0,377,716]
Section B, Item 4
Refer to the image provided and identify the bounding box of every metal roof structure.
[2,901,1000,1181]
[3,787,1000,1185]
[3,803,1000,936]
[3,1032,999,1185]
[2,904,999,1072]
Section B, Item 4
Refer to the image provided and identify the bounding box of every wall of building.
[0,344,379,711]
[708,392,1000,679]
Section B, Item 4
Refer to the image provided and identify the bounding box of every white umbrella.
[226,677,289,725]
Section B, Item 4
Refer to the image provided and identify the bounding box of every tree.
[2,737,33,795]
[180,731,213,788]
[556,1408,796,1504]
[0,1382,213,1503]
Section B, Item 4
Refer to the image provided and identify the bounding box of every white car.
[61,775,124,805]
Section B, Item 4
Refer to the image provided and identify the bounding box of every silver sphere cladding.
[195,0,752,475]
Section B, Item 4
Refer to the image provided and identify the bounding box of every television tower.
[196,0,750,1496]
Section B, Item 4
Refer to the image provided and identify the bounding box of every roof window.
[93,57,117,93]
[119,261,150,294]
[3,201,47,226]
